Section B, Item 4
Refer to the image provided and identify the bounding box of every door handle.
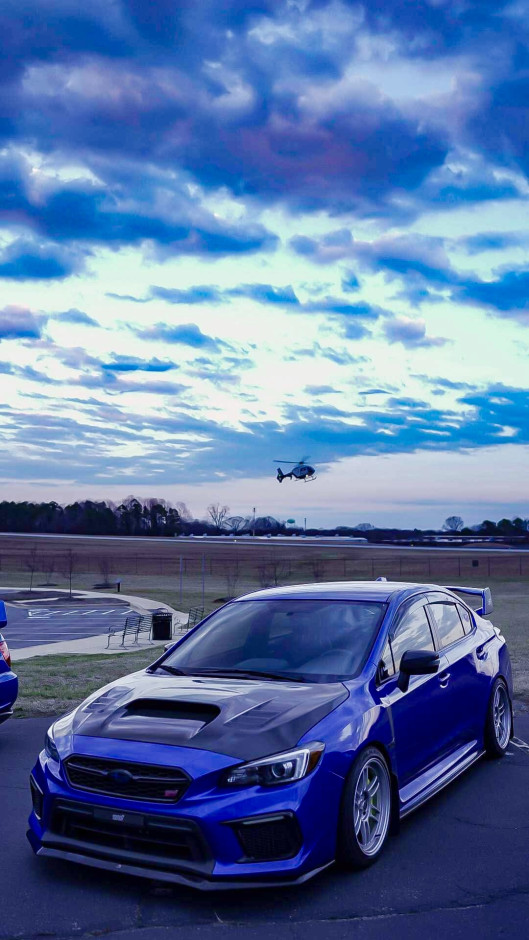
[439,672,451,688]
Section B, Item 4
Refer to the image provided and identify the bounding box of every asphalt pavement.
[1,710,528,940]
[3,601,131,649]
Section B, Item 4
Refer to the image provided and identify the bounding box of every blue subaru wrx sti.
[28,581,513,889]
[0,601,18,725]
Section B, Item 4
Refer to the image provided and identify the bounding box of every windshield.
[161,599,386,682]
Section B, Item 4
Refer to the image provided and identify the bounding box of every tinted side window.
[457,605,473,635]
[390,606,435,672]
[429,603,465,648]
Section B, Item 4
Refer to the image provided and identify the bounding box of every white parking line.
[25,607,128,619]
[511,736,529,753]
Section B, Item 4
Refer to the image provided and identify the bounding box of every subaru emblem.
[109,768,134,786]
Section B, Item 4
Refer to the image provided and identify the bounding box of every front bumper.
[28,741,343,889]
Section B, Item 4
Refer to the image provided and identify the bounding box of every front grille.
[64,755,190,803]
[50,799,211,867]
[233,813,302,861]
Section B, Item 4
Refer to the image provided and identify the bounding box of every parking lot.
[3,600,132,649]
[1,711,528,940]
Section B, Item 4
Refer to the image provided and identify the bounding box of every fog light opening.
[30,775,44,821]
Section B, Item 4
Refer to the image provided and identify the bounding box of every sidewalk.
[5,587,186,662]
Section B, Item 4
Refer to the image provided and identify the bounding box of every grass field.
[13,648,158,718]
[2,533,528,715]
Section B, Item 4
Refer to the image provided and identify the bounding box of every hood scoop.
[122,699,219,724]
[98,699,220,742]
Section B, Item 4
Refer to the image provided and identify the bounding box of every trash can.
[151,610,173,641]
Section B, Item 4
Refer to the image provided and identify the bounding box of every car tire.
[484,678,512,759]
[336,746,393,870]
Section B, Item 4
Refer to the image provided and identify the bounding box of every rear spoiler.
[444,586,493,616]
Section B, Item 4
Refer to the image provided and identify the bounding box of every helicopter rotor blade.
[273,460,300,464]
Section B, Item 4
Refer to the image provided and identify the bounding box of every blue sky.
[1,0,528,528]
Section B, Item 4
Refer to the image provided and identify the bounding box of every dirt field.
[2,533,528,702]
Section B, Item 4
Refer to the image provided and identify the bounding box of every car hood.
[71,672,348,761]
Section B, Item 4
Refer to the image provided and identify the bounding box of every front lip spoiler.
[27,831,332,891]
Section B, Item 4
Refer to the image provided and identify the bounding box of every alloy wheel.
[493,683,511,750]
[353,755,391,857]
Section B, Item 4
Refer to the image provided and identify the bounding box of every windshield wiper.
[154,663,187,676]
[182,667,307,683]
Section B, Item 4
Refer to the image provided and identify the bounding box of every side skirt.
[399,745,484,819]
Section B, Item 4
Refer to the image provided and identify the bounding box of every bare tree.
[174,501,192,522]
[61,549,78,597]
[442,515,464,532]
[309,556,326,581]
[224,515,248,534]
[25,545,39,593]
[223,555,241,599]
[41,555,57,585]
[207,503,230,532]
[98,556,114,586]
[257,563,274,589]
[257,556,290,588]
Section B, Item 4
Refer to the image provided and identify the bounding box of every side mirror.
[397,649,440,692]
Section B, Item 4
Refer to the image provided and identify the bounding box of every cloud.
[100,356,177,373]
[0,305,43,340]
[457,269,529,318]
[134,322,225,351]
[0,0,524,238]
[341,272,360,293]
[150,285,225,305]
[459,232,527,255]
[52,309,99,326]
[342,321,372,340]
[467,74,529,180]
[289,342,367,366]
[290,230,460,288]
[147,279,381,321]
[0,153,278,264]
[304,385,340,396]
[383,317,449,348]
[228,283,300,306]
[105,292,149,303]
[291,227,529,321]
[0,238,85,280]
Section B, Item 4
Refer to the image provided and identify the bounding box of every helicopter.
[274,457,316,482]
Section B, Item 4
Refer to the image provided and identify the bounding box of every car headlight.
[221,742,324,787]
[45,725,60,763]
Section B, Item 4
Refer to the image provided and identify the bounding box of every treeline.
[0,497,527,541]
[0,498,291,538]
[0,497,183,537]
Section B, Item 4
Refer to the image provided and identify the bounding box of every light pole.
[252,507,256,538]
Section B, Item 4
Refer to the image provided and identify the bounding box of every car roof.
[235,581,445,604]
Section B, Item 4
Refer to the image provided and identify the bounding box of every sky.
[1,0,529,529]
